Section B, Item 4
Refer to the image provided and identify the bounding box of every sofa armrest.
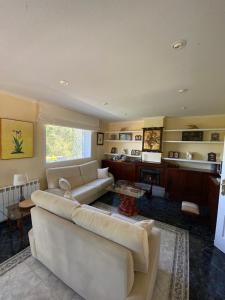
[108,172,114,182]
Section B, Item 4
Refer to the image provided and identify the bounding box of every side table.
[7,199,35,240]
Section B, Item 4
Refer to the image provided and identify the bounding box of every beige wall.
[0,92,100,188]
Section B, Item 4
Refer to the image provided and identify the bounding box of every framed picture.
[173,151,180,159]
[208,152,216,162]
[211,133,220,141]
[97,132,104,145]
[182,131,203,141]
[168,151,174,158]
[111,147,117,154]
[119,133,132,141]
[0,118,34,159]
[135,135,142,141]
[142,127,163,152]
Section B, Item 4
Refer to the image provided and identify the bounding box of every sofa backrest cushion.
[32,190,80,221]
[46,165,84,189]
[72,206,149,273]
[79,160,98,183]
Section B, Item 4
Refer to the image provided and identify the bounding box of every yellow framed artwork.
[0,119,34,159]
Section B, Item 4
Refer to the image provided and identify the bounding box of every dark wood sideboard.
[102,159,220,228]
[207,176,220,229]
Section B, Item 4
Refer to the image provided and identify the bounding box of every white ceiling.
[0,0,225,121]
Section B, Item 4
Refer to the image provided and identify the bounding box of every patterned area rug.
[0,202,189,300]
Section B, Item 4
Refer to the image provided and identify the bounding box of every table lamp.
[13,174,28,202]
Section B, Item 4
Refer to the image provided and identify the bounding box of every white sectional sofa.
[29,190,161,300]
[46,160,114,204]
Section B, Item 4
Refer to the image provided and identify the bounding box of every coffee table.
[106,181,145,216]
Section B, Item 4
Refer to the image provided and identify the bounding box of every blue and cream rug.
[0,202,189,300]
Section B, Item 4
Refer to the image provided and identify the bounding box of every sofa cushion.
[80,160,98,183]
[71,184,98,202]
[72,207,149,273]
[32,190,80,221]
[86,177,114,191]
[82,204,111,215]
[46,165,84,189]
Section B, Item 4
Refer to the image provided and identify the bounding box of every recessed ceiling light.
[178,88,188,93]
[59,80,69,86]
[172,40,187,50]
[103,102,109,106]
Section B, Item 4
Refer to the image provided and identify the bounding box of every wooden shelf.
[105,139,142,143]
[164,157,221,165]
[163,140,223,144]
[164,128,225,132]
[104,153,141,158]
[104,130,142,134]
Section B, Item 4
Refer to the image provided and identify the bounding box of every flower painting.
[12,129,23,154]
[142,127,163,152]
[0,119,33,159]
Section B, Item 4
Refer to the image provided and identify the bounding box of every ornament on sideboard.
[135,135,142,141]
[111,147,117,154]
[208,152,216,162]
[173,151,180,159]
[131,149,141,156]
[185,124,199,129]
[211,133,220,141]
[168,151,174,158]
[120,127,128,131]
[110,134,117,140]
[186,152,193,160]
[122,149,128,155]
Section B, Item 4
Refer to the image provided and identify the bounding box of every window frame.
[44,124,93,166]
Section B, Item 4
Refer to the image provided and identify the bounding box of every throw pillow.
[59,177,71,191]
[97,167,109,179]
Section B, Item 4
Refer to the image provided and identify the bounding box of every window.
[46,124,92,163]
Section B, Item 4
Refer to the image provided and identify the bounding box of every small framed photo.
[111,147,117,154]
[173,151,180,159]
[211,133,220,141]
[208,152,216,162]
[119,133,133,141]
[97,132,104,145]
[135,135,142,141]
[168,151,174,158]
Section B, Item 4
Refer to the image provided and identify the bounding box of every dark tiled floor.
[0,216,31,264]
[98,192,225,300]
[0,193,225,300]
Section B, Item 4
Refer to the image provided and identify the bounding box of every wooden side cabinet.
[207,177,220,229]
[102,160,136,182]
[165,167,212,205]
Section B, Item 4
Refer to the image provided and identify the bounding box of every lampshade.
[13,174,28,186]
